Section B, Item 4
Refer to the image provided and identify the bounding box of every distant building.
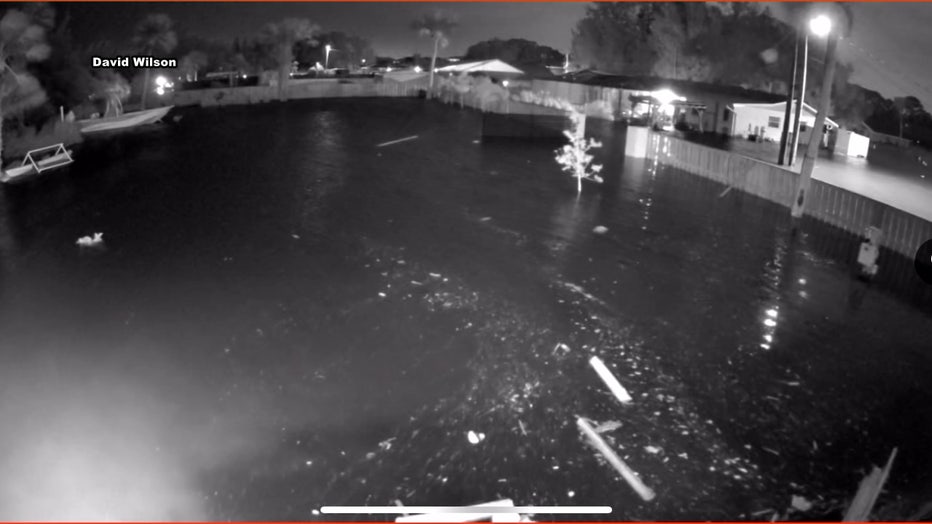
[728,101,838,143]
[526,70,787,128]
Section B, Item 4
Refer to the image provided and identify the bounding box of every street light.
[809,15,832,37]
[325,44,335,69]
[791,13,840,219]
[788,14,833,166]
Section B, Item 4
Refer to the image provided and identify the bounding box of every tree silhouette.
[410,11,457,93]
[258,18,318,101]
[132,14,177,110]
[0,7,53,161]
[179,50,208,81]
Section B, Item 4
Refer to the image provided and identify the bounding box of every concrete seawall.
[644,131,931,259]
[171,78,422,108]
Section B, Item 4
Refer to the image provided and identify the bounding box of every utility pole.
[791,32,839,219]
[778,33,800,166]
[789,34,809,167]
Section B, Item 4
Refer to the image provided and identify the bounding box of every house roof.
[435,59,524,75]
[730,100,838,128]
[554,70,786,104]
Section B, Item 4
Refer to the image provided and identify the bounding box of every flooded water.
[1,99,930,521]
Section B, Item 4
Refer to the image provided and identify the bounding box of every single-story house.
[527,70,786,128]
[727,101,838,144]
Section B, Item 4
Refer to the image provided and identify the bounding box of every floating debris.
[553,342,571,355]
[593,225,609,234]
[291,233,300,239]
[645,445,661,454]
[843,448,898,521]
[718,186,733,198]
[593,420,622,433]
[791,495,813,512]
[479,217,492,222]
[378,437,395,451]
[467,430,486,445]
[396,499,517,523]
[376,135,419,148]
[589,356,633,404]
[76,232,104,248]
[576,417,656,502]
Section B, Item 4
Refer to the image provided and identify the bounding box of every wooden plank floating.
[843,447,898,522]
[377,135,419,148]
[576,416,656,502]
[589,356,633,404]
[395,499,519,523]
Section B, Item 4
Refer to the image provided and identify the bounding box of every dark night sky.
[59,2,932,108]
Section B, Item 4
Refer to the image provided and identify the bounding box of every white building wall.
[731,106,818,143]
[835,129,870,157]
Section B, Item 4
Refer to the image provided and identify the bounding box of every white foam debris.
[76,232,104,247]
[593,225,609,234]
[467,431,486,445]
[645,445,661,454]
[791,495,813,512]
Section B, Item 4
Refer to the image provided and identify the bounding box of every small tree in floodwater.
[555,109,603,194]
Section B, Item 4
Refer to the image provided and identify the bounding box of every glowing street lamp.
[809,15,832,38]
[788,14,834,166]
[325,45,335,69]
[792,13,840,218]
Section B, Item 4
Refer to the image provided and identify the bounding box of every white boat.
[77,106,173,134]
[1,143,74,183]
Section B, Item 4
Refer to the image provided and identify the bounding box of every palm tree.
[179,50,208,82]
[258,18,318,102]
[410,11,457,94]
[132,14,177,110]
[0,8,53,162]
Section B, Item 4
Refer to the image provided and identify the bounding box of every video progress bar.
[320,506,613,514]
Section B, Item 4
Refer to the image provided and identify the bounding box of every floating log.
[589,356,633,404]
[576,416,656,502]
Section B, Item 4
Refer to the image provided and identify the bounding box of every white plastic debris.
[291,234,300,239]
[645,445,661,454]
[589,356,633,404]
[76,232,104,247]
[467,431,486,445]
[593,225,609,234]
[791,495,813,512]
[593,420,622,433]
